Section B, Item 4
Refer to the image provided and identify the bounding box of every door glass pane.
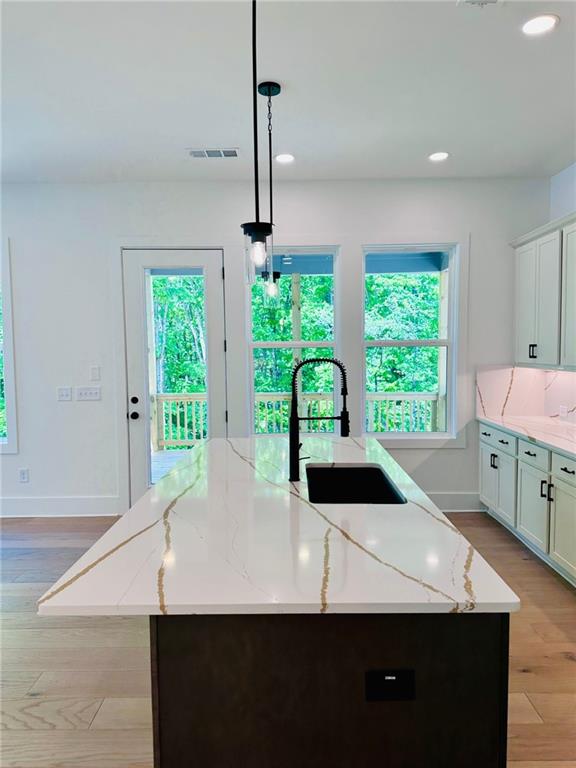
[365,346,447,433]
[253,346,335,434]
[147,270,207,483]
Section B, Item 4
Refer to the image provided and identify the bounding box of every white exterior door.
[122,249,227,503]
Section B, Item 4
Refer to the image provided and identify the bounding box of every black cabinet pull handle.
[481,431,491,437]
[130,395,139,404]
[129,411,140,420]
[547,483,554,502]
[528,344,534,359]
[561,466,576,475]
[540,479,548,498]
[498,439,509,445]
[533,343,538,359]
[490,453,498,470]
[525,451,537,457]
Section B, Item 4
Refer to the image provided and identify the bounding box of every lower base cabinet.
[479,444,516,527]
[479,425,576,586]
[550,478,576,579]
[517,461,549,553]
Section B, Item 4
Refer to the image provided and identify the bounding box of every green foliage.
[151,269,443,436]
[152,276,207,394]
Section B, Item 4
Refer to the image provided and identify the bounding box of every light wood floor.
[1,512,575,767]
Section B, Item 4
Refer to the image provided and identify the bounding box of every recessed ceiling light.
[428,151,450,163]
[522,14,560,36]
[275,153,295,164]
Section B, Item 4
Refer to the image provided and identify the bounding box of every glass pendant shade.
[250,240,267,267]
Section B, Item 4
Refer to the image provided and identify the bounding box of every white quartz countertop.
[478,415,576,459]
[38,437,519,616]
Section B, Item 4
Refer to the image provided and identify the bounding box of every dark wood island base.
[150,612,509,768]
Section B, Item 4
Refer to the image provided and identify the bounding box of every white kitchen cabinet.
[549,477,576,579]
[515,231,561,366]
[515,241,537,364]
[561,222,576,367]
[496,452,517,527]
[480,443,498,509]
[517,461,549,553]
[480,443,516,527]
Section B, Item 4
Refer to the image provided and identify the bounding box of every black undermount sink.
[305,463,408,505]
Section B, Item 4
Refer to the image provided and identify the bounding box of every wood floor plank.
[528,694,576,724]
[1,612,146,631]
[509,693,544,724]
[1,626,149,649]
[1,697,102,730]
[0,647,150,673]
[29,670,151,698]
[508,724,576,761]
[0,730,152,767]
[90,698,152,730]
[0,672,42,700]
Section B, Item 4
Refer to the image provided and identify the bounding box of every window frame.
[361,243,460,442]
[247,246,340,435]
[1,240,19,454]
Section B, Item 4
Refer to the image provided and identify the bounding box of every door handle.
[129,411,140,420]
[547,483,554,502]
[540,479,548,498]
[560,466,576,476]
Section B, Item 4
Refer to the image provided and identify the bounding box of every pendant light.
[241,0,281,288]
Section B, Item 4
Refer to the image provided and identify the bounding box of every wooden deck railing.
[154,391,442,448]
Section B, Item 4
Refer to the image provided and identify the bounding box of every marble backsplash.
[476,366,576,425]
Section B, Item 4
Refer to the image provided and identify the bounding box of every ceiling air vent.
[188,148,239,159]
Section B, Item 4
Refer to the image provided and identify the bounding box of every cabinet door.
[496,452,517,527]
[534,231,561,366]
[515,242,537,364]
[517,461,549,552]
[561,222,576,367]
[480,443,498,510]
[549,478,576,579]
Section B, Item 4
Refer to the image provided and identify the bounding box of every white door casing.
[122,248,227,503]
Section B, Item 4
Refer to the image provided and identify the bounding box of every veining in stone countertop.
[38,437,519,617]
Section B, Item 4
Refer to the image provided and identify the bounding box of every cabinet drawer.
[518,439,550,472]
[479,425,517,455]
[552,453,576,486]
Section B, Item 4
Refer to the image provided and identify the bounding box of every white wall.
[550,162,576,220]
[1,178,549,515]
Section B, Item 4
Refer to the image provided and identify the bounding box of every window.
[250,251,336,433]
[364,248,454,435]
[1,243,18,453]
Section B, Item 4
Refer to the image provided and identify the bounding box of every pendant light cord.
[252,0,260,223]
[267,92,273,226]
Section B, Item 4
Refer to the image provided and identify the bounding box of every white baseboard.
[427,492,482,512]
[0,495,126,518]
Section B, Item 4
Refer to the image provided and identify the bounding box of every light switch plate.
[18,468,30,483]
[57,386,73,401]
[76,386,101,401]
[89,365,101,382]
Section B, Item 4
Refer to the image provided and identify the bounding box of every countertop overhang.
[38,437,519,616]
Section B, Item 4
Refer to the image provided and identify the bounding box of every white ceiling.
[2,0,575,182]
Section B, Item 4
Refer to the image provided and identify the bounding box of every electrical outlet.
[559,405,568,418]
[76,386,101,401]
[89,365,101,382]
[18,468,30,483]
[57,386,73,402]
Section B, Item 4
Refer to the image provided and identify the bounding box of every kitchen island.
[39,436,519,767]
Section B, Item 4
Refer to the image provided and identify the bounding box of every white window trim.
[361,243,462,447]
[1,239,19,453]
[247,246,340,434]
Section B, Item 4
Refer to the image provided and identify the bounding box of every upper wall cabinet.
[515,231,561,366]
[561,222,576,367]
